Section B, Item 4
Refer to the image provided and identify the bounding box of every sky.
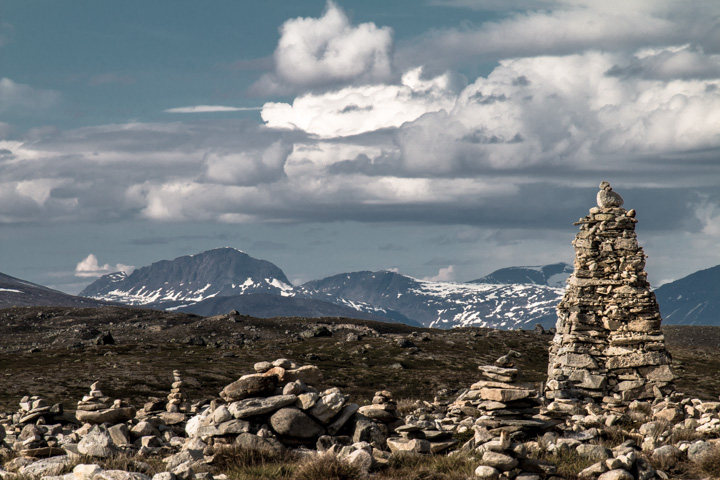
[2,0,720,294]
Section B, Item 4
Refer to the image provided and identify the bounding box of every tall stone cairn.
[546,181,675,403]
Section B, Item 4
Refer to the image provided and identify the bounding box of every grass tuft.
[380,452,476,480]
[689,445,720,478]
[292,454,362,480]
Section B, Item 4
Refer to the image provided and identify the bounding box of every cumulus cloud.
[261,68,460,137]
[75,254,135,278]
[165,105,262,113]
[397,2,716,73]
[203,141,292,186]
[423,265,455,282]
[0,78,59,112]
[251,1,394,94]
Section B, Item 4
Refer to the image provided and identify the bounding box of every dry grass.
[292,454,362,480]
[688,445,720,479]
[376,452,477,480]
[537,450,596,479]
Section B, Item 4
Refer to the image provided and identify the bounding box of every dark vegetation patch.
[0,307,717,413]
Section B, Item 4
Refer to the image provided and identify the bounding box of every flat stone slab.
[478,388,534,402]
[229,395,297,419]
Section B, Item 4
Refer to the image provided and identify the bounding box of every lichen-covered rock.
[220,374,278,402]
[269,407,325,438]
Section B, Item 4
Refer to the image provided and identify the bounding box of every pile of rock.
[448,352,547,437]
[75,382,136,425]
[10,395,63,426]
[166,370,190,414]
[546,181,675,403]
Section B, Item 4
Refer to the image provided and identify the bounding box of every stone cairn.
[546,181,675,403]
[75,382,135,425]
[449,351,545,436]
[167,370,190,413]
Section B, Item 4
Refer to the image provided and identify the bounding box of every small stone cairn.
[546,181,675,404]
[167,370,190,413]
[75,382,135,425]
[449,351,546,435]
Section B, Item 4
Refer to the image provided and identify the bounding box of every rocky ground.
[1,306,720,480]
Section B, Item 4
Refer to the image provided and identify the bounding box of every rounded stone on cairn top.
[597,181,624,208]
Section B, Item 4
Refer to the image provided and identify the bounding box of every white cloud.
[165,105,262,113]
[423,265,455,282]
[397,2,716,73]
[261,68,459,137]
[204,141,291,186]
[75,254,135,278]
[252,1,394,94]
[0,78,60,112]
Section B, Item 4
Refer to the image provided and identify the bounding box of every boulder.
[474,466,500,480]
[220,374,278,402]
[269,408,325,438]
[78,426,116,458]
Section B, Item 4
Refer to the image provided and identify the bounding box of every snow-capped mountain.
[80,247,293,309]
[81,247,567,329]
[469,263,573,288]
[0,272,109,309]
[299,270,564,329]
[654,265,720,326]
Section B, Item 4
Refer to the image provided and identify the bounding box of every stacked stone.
[546,181,675,403]
[448,352,545,435]
[188,359,363,449]
[12,396,62,425]
[358,390,401,427]
[75,382,135,425]
[167,370,190,413]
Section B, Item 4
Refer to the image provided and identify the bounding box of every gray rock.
[78,426,116,458]
[474,465,500,480]
[75,407,136,425]
[272,358,293,369]
[687,440,713,461]
[73,464,103,480]
[598,469,633,480]
[212,405,232,425]
[269,408,325,438]
[346,448,373,474]
[130,421,160,440]
[235,432,285,452]
[152,473,176,480]
[296,392,319,410]
[352,416,387,448]
[283,380,306,396]
[165,449,203,472]
[651,445,681,470]
[229,394,297,418]
[220,374,278,402]
[95,471,151,480]
[108,424,131,446]
[576,444,611,461]
[386,437,430,454]
[253,361,272,373]
[327,403,360,435]
[309,391,347,423]
[19,456,72,477]
[481,451,518,471]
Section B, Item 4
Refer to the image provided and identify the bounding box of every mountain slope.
[299,270,564,329]
[173,293,420,325]
[0,272,110,309]
[469,263,572,288]
[80,247,293,309]
[655,265,720,326]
